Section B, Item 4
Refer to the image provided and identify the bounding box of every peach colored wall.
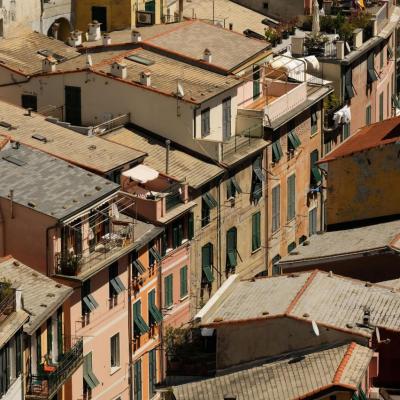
[161,244,191,328]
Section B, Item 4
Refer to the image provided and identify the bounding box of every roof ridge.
[332,342,357,384]
[285,270,318,315]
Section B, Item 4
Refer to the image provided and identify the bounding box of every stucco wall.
[326,144,400,226]
[231,0,305,19]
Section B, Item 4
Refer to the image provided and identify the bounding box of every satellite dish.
[177,80,185,98]
[312,320,320,336]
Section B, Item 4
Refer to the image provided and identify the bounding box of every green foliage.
[0,279,13,302]
[323,93,341,112]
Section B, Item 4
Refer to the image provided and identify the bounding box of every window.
[272,140,283,163]
[202,192,217,227]
[188,212,194,240]
[148,290,163,325]
[222,97,232,140]
[288,242,296,253]
[226,176,242,199]
[344,68,354,100]
[311,107,318,134]
[81,279,98,316]
[201,243,214,284]
[149,245,161,268]
[110,334,120,369]
[367,52,378,84]
[21,94,37,111]
[57,308,63,358]
[309,208,317,236]
[149,349,157,398]
[287,174,296,221]
[201,108,210,137]
[388,45,394,60]
[164,274,173,308]
[272,185,280,232]
[252,212,261,252]
[310,150,321,187]
[365,105,372,125]
[226,227,238,272]
[133,300,149,337]
[251,156,264,204]
[109,263,125,300]
[379,92,384,121]
[171,218,184,249]
[342,123,350,140]
[253,65,261,99]
[0,343,9,396]
[47,318,53,359]
[272,255,281,276]
[134,360,142,400]
[180,266,188,298]
[380,46,384,69]
[287,121,301,152]
[131,252,146,278]
[83,352,100,392]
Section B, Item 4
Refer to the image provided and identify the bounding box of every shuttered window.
[201,244,214,284]
[47,318,53,359]
[148,290,163,325]
[201,108,210,137]
[83,352,100,390]
[288,242,297,253]
[164,274,173,307]
[309,208,318,236]
[379,92,384,121]
[149,349,157,398]
[81,279,98,315]
[367,52,378,84]
[287,174,296,221]
[365,105,372,125]
[272,141,283,162]
[172,219,184,249]
[251,156,264,204]
[222,97,231,139]
[287,131,301,152]
[134,359,142,400]
[272,185,280,232]
[109,262,126,298]
[342,123,350,140]
[180,266,188,298]
[311,107,318,134]
[344,68,354,100]
[252,212,261,252]
[310,150,322,186]
[226,227,238,271]
[272,255,281,276]
[133,300,150,336]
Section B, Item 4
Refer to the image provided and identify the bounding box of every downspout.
[0,206,5,257]
[128,251,133,400]
[264,147,269,273]
[319,100,325,232]
[40,0,44,35]
[217,178,222,288]
[157,237,164,382]
[46,222,59,277]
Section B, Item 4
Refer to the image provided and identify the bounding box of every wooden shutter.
[272,185,280,232]
[188,212,194,240]
[252,212,261,251]
[180,266,188,297]
[287,174,296,221]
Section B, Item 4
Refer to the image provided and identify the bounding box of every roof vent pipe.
[203,48,212,63]
[165,139,171,175]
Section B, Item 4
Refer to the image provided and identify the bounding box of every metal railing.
[94,113,130,135]
[27,338,83,399]
[0,286,16,322]
[163,182,183,211]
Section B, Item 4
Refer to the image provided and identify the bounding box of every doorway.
[92,6,107,31]
[65,86,82,126]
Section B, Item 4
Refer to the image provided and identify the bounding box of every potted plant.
[305,33,329,56]
[265,27,280,47]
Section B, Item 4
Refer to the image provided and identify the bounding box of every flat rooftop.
[0,144,119,220]
[172,342,373,400]
[0,100,145,173]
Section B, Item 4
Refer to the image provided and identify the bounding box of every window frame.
[201,107,211,137]
[164,274,173,308]
[272,184,280,232]
[180,266,188,298]
[287,174,296,222]
[226,227,238,271]
[110,333,120,369]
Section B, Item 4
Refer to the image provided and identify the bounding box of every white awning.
[122,164,159,184]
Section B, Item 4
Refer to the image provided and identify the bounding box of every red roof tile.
[320,116,400,163]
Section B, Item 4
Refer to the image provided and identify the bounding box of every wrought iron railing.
[27,338,83,399]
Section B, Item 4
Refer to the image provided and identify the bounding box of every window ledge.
[251,247,262,255]
[110,366,121,376]
[179,295,189,302]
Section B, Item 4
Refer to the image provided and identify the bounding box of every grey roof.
[183,0,269,37]
[0,144,119,220]
[172,343,373,400]
[0,100,145,173]
[0,257,72,335]
[105,126,224,189]
[200,270,400,337]
[146,20,269,71]
[279,220,400,267]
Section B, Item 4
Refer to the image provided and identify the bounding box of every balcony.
[0,283,16,323]
[121,167,191,224]
[26,338,83,399]
[54,196,137,279]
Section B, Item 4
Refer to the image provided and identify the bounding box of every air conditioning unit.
[137,11,153,25]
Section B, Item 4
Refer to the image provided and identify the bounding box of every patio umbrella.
[312,0,320,35]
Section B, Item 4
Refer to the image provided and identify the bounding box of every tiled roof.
[0,31,80,75]
[146,20,269,71]
[183,0,269,37]
[320,116,400,163]
[0,144,119,220]
[172,343,373,400]
[105,126,224,189]
[279,220,400,266]
[0,257,72,335]
[200,270,400,337]
[0,100,145,173]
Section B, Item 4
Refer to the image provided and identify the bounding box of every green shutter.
[388,45,394,59]
[345,68,354,99]
[367,52,378,83]
[288,242,297,253]
[148,290,163,324]
[392,94,400,109]
[201,244,214,283]
[272,141,283,162]
[149,349,156,397]
[36,330,42,370]
[252,212,261,251]
[288,131,301,149]
[272,185,280,232]
[231,176,242,194]
[287,174,296,221]
[188,212,194,240]
[226,228,237,269]
[133,300,150,335]
[358,389,367,400]
[164,275,173,307]
[134,359,142,400]
[379,92,384,121]
[83,352,100,389]
[180,266,188,297]
[226,179,233,199]
[203,193,217,209]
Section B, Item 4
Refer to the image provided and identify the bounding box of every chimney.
[68,30,82,47]
[372,19,378,36]
[203,48,212,63]
[165,139,171,174]
[179,0,184,21]
[43,56,57,73]
[352,28,363,49]
[132,30,142,43]
[88,20,102,41]
[111,62,128,79]
[140,71,151,86]
[336,40,345,60]
[51,22,60,40]
[102,33,111,46]
[291,36,305,56]
[15,288,22,311]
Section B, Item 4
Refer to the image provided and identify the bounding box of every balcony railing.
[163,183,184,211]
[0,286,16,323]
[26,338,83,399]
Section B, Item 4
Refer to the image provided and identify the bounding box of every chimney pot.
[102,33,112,46]
[132,30,142,43]
[140,70,151,86]
[68,30,82,47]
[88,21,102,41]
[203,48,212,63]
[111,62,128,79]
[42,56,57,73]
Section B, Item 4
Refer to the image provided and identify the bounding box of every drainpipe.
[264,147,269,273]
[40,0,44,34]
[46,222,59,277]
[0,207,5,257]
[319,101,325,232]
[157,239,164,382]
[217,178,222,288]
[165,140,171,175]
[128,253,133,400]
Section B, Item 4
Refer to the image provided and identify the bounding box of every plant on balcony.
[305,33,329,56]
[264,27,281,47]
[60,253,82,275]
[0,280,12,302]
